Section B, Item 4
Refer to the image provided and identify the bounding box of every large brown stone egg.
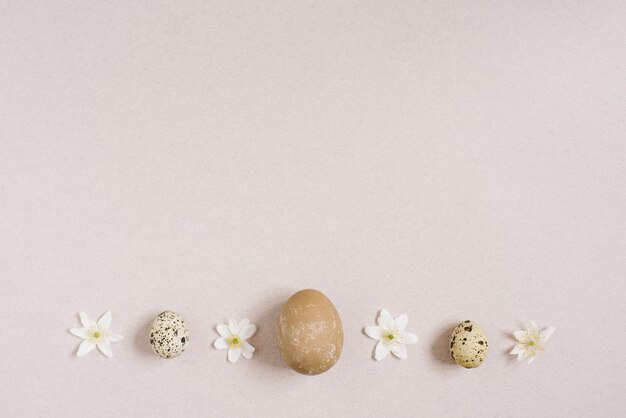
[276,289,343,375]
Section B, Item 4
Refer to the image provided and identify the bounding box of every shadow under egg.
[430,322,459,365]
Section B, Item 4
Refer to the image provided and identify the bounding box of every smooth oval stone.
[276,289,343,375]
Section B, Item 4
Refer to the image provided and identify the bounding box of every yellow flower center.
[383,330,400,345]
[228,336,241,348]
[94,331,101,338]
[526,333,545,353]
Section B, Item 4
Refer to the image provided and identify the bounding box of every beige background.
[1,1,625,417]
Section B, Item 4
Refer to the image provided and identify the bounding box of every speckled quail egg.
[149,311,189,359]
[450,320,488,368]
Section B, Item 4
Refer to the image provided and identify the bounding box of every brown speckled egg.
[450,320,488,368]
[149,311,189,359]
[276,289,343,375]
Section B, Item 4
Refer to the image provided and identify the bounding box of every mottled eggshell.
[277,289,343,375]
[450,320,489,368]
[149,311,189,359]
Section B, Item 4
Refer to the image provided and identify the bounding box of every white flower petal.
[242,340,255,353]
[530,321,539,332]
[517,350,525,362]
[214,337,229,349]
[540,327,555,342]
[393,314,408,332]
[227,347,241,363]
[79,312,95,328]
[510,345,522,355]
[364,326,382,340]
[242,347,253,360]
[97,339,113,358]
[403,332,418,345]
[377,309,393,328]
[107,333,124,342]
[216,324,230,338]
[239,324,257,340]
[77,339,96,357]
[69,328,88,339]
[97,311,112,330]
[513,330,526,342]
[238,319,250,331]
[228,319,239,335]
[527,355,536,365]
[391,345,408,359]
[374,341,391,361]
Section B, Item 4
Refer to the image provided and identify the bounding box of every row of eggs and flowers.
[69,289,555,373]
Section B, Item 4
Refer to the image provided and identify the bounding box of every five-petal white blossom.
[214,319,257,363]
[69,311,123,358]
[510,321,555,364]
[364,309,418,360]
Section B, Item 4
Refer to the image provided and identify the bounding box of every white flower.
[69,311,123,358]
[213,319,257,363]
[510,321,555,364]
[364,308,418,360]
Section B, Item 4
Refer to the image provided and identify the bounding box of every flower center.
[529,341,535,346]
[383,330,400,345]
[228,336,241,347]
[94,331,101,338]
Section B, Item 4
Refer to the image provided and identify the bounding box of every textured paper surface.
[1,1,625,417]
